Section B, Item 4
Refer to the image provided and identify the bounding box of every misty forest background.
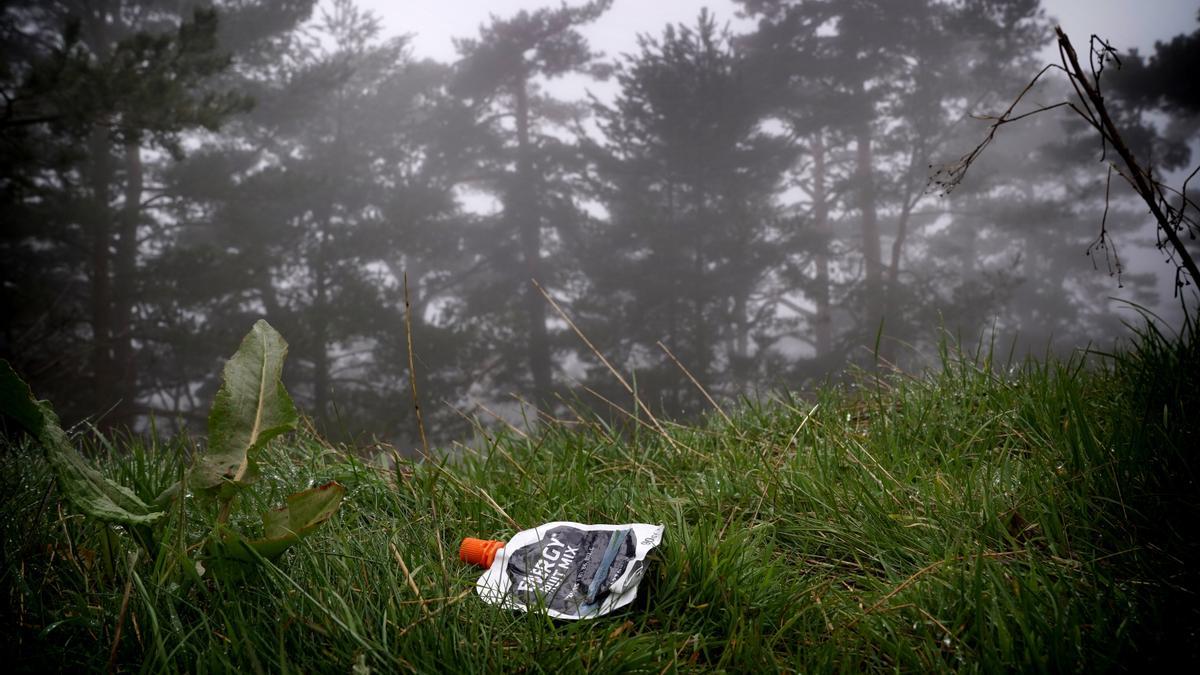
[2,0,1198,451]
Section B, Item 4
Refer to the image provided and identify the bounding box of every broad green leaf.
[152,480,182,509]
[0,361,165,526]
[218,481,346,562]
[194,320,298,494]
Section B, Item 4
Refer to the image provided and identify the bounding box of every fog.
[2,0,1198,451]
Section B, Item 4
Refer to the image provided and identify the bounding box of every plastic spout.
[459,537,505,568]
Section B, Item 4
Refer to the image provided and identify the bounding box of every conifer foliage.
[1,0,1196,443]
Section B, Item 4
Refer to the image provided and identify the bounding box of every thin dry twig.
[657,340,731,425]
[395,588,473,638]
[402,273,446,576]
[534,280,699,457]
[476,486,520,530]
[1086,163,1124,283]
[933,26,1200,291]
[1055,27,1200,289]
[402,273,430,461]
[390,543,430,617]
[930,63,1076,194]
[843,551,1024,630]
[472,399,529,439]
[106,554,137,674]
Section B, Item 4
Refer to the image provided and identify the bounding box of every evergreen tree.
[160,0,467,443]
[733,0,1153,369]
[580,11,794,414]
[0,1,279,426]
[450,0,612,412]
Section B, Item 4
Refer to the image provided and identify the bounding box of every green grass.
[2,315,1198,673]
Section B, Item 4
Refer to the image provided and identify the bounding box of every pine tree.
[733,0,1147,368]
[580,11,794,414]
[450,0,612,412]
[0,1,273,426]
[161,0,466,442]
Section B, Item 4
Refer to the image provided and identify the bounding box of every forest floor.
[3,315,1198,673]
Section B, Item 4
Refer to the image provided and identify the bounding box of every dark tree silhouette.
[580,11,793,413]
[451,0,611,411]
[0,1,286,426]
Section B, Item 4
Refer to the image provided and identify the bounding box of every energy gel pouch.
[459,522,664,620]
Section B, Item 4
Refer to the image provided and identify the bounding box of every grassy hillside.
[2,316,1198,673]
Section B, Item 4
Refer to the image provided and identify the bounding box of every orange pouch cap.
[459,537,505,568]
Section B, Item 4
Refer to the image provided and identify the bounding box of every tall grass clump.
[1,312,1197,672]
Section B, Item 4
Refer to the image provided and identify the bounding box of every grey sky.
[361,1,1200,66]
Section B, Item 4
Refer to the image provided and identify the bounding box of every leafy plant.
[0,359,167,527]
[0,319,344,576]
[195,320,299,497]
[215,480,347,562]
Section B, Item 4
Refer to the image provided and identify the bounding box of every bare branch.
[1085,164,1124,285]
[929,63,1070,195]
[932,26,1200,291]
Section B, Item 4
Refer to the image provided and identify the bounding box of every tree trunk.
[87,127,115,416]
[691,169,711,397]
[731,290,748,389]
[855,89,883,327]
[666,179,682,412]
[513,68,552,410]
[811,133,832,358]
[312,207,331,424]
[112,140,142,424]
[84,1,115,417]
[692,249,707,390]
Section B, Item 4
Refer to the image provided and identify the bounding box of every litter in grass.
[460,522,664,620]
